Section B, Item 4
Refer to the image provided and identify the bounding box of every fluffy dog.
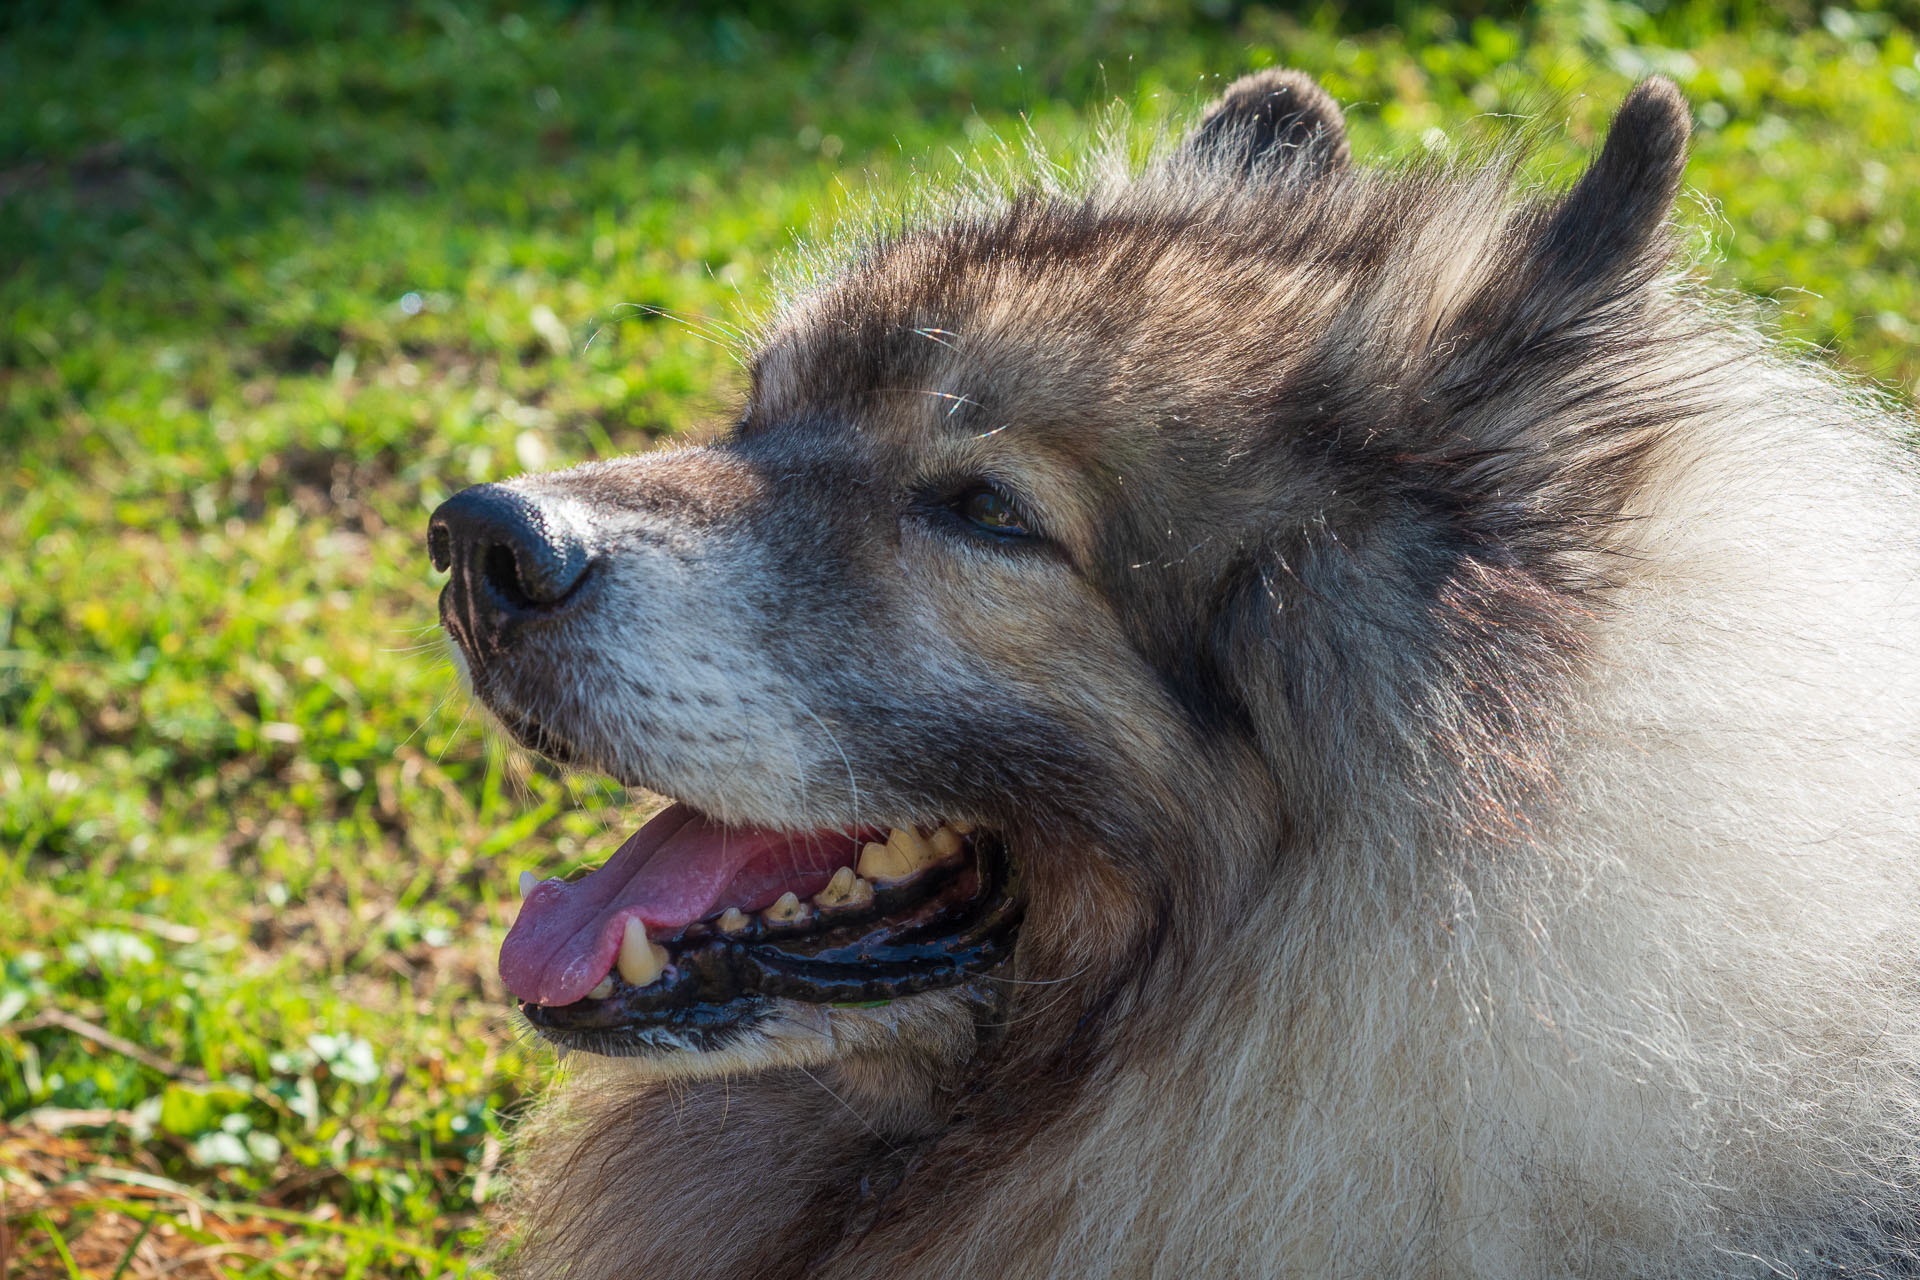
[428,71,1920,1278]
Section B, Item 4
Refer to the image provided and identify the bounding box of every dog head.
[431,71,1694,1090]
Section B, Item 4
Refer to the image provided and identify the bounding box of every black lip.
[522,837,1023,1055]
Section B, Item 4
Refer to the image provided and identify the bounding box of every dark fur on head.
[1180,66,1352,177]
[486,72,1920,1279]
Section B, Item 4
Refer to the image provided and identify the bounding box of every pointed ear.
[1537,77,1691,292]
[1430,77,1692,362]
[1383,78,1696,582]
[1179,69,1350,181]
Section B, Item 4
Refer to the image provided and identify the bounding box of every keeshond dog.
[428,71,1920,1278]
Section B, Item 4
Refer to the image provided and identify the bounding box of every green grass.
[3,1,1916,1275]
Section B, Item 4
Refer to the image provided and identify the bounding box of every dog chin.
[537,986,993,1095]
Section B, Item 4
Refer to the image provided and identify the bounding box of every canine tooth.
[930,826,964,858]
[717,907,751,934]
[814,866,857,907]
[951,820,976,835]
[616,918,667,987]
[586,977,613,1000]
[858,839,914,884]
[766,891,805,923]
[518,871,537,899]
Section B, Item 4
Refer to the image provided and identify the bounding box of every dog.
[428,71,1920,1278]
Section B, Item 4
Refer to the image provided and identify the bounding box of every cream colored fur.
[894,382,1920,1279]
[491,84,1920,1279]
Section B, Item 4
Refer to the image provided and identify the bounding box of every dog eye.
[957,486,1032,537]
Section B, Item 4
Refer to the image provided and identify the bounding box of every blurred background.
[2,1,1915,1275]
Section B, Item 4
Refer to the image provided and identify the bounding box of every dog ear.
[1531,76,1691,300]
[1212,83,1696,804]
[1405,77,1697,563]
[1179,69,1350,181]
[1412,77,1692,354]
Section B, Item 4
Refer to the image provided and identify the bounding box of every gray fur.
[441,74,1920,1278]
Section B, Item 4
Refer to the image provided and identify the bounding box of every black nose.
[429,484,593,654]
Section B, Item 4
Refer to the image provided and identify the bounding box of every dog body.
[431,73,1920,1277]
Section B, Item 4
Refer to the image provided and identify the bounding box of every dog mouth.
[502,804,1022,1053]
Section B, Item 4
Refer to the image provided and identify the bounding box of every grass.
[2,1,1916,1275]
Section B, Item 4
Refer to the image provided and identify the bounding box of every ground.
[2,1,1916,1275]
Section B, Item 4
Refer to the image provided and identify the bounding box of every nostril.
[478,534,592,609]
[482,541,539,610]
[430,482,594,629]
[428,522,452,573]
[430,483,594,631]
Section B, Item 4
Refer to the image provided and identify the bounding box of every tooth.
[616,918,667,987]
[518,871,537,899]
[951,820,976,835]
[717,907,751,934]
[858,839,913,884]
[813,867,875,911]
[814,866,856,907]
[586,977,613,1000]
[887,826,936,868]
[841,875,874,911]
[930,826,964,858]
[765,891,805,924]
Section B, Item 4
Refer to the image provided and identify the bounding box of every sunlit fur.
[485,73,1920,1278]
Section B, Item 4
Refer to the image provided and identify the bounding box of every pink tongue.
[499,803,871,1006]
